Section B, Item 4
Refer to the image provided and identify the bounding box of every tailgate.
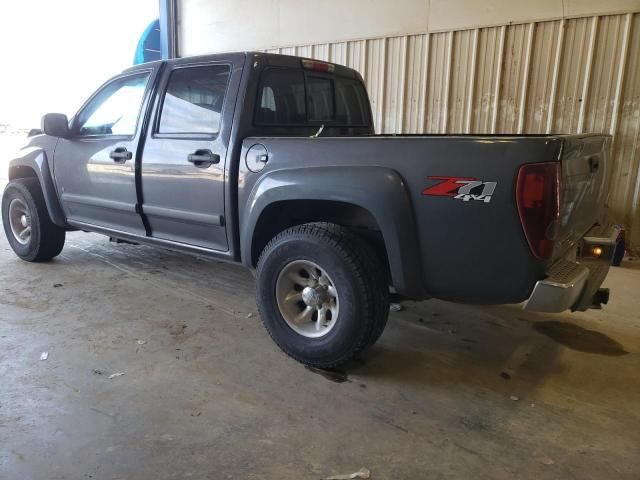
[554,135,611,259]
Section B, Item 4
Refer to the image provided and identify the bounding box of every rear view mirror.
[42,113,70,138]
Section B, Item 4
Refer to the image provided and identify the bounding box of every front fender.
[241,166,426,298]
[8,146,67,227]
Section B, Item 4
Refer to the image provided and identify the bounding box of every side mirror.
[42,113,70,138]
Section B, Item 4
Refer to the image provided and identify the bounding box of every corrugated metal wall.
[266,12,640,250]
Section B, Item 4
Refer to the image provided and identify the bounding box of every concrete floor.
[1,230,639,480]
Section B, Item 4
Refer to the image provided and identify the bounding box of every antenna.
[310,124,325,139]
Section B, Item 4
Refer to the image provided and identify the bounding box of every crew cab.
[2,52,617,367]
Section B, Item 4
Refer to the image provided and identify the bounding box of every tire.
[256,223,389,368]
[2,178,66,262]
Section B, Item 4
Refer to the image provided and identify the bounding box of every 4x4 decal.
[422,176,497,203]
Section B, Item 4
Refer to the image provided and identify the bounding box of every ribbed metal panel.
[280,46,296,56]
[472,26,503,133]
[585,15,622,134]
[524,20,562,133]
[295,45,313,58]
[612,13,640,245]
[329,43,347,66]
[497,23,533,133]
[425,31,451,133]
[263,12,640,248]
[312,44,330,62]
[449,29,477,133]
[346,40,367,83]
[366,38,386,131]
[554,17,595,133]
[383,36,407,133]
[404,34,429,134]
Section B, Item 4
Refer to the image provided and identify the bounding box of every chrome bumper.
[524,225,619,313]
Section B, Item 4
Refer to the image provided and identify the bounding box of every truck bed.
[239,133,610,304]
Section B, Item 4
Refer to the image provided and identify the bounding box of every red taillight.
[516,162,561,260]
[301,59,335,73]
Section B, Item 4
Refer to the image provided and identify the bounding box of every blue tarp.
[134,19,161,65]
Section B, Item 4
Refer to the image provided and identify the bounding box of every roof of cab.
[122,52,361,79]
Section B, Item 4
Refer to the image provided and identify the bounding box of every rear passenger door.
[141,59,239,251]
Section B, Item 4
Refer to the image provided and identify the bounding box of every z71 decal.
[422,176,497,203]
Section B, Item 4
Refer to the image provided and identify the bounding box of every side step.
[109,237,139,246]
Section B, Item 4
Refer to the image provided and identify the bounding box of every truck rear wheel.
[256,223,389,368]
[2,178,66,262]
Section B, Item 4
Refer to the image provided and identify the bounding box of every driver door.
[53,70,154,235]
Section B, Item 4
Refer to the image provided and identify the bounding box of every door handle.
[109,147,132,163]
[187,149,220,168]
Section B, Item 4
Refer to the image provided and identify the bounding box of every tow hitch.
[591,288,610,309]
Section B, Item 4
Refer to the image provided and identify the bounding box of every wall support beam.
[464,29,479,133]
[609,13,633,137]
[491,25,507,133]
[517,23,535,133]
[546,19,565,134]
[160,0,178,59]
[442,31,454,133]
[577,16,599,133]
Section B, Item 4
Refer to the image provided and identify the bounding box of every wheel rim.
[8,198,32,245]
[275,259,340,338]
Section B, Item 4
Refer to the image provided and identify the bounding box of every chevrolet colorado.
[2,52,617,367]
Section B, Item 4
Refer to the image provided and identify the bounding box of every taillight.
[301,59,335,73]
[516,162,561,260]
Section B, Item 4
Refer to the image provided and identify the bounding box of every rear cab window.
[255,64,371,130]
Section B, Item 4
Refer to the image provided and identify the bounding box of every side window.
[158,65,231,135]
[77,73,150,136]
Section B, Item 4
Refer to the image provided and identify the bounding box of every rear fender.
[242,166,426,298]
[7,147,67,227]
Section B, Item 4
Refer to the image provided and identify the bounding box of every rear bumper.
[524,224,619,313]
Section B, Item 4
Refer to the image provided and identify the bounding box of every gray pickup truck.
[2,52,617,367]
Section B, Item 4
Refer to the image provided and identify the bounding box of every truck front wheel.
[2,178,66,262]
[256,223,389,368]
